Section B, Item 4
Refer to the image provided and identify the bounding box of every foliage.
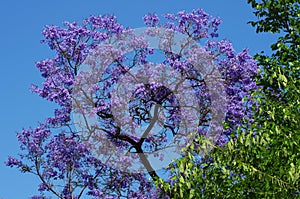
[5,9,258,199]
[158,0,300,198]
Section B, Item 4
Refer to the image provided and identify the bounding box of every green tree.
[158,0,300,198]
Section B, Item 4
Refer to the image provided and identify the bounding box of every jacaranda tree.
[6,9,258,199]
[158,1,300,198]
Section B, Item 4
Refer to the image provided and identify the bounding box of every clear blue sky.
[0,1,278,198]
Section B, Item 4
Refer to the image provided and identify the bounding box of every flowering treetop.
[6,9,258,199]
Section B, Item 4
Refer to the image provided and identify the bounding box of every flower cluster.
[144,9,258,145]
[206,41,258,141]
[145,9,221,39]
[6,9,258,199]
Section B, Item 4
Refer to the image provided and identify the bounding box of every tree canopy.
[158,0,300,198]
[5,1,300,198]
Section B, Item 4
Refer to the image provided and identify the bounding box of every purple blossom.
[146,9,222,40]
[5,156,22,167]
[38,183,48,191]
[6,8,258,199]
[143,13,159,26]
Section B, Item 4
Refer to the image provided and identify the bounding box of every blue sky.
[0,1,278,198]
